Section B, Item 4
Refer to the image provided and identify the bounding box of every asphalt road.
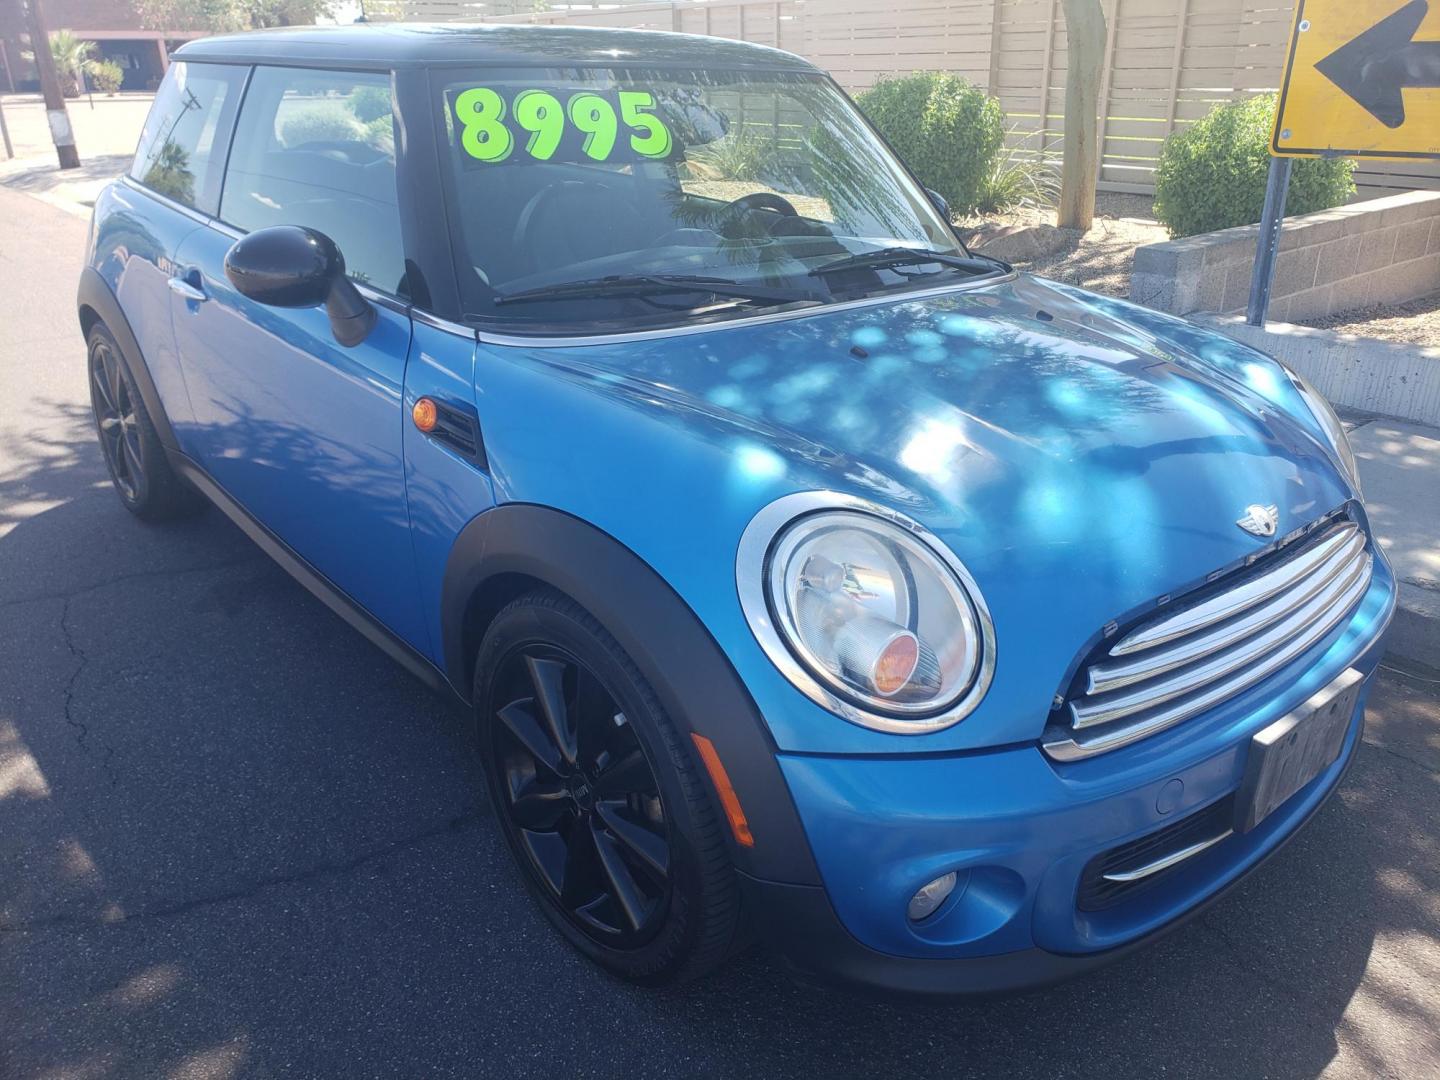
[2,183,1438,1080]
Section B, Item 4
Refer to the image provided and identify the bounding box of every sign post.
[1246,157,1293,326]
[1247,0,1440,325]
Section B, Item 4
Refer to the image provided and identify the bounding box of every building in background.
[0,0,208,93]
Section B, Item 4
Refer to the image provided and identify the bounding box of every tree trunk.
[1058,0,1106,231]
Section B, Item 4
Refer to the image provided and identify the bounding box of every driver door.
[169,65,427,651]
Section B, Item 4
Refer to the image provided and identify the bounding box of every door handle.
[167,271,207,303]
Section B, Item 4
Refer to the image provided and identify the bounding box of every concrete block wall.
[1196,315,1440,428]
[1130,191,1440,320]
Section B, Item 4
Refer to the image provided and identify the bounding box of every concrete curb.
[1347,419,1440,667]
[0,153,131,221]
[1391,600,1440,669]
[1193,322,1439,664]
[1195,313,1440,428]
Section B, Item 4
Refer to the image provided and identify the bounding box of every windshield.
[436,66,997,333]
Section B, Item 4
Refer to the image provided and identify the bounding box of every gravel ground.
[1295,292,1440,348]
[961,193,1169,298]
[645,181,1171,302]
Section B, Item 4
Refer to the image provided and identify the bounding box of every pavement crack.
[0,810,487,935]
[0,557,264,612]
[57,594,91,751]
[1194,917,1353,1029]
[57,594,121,787]
[1363,737,1439,778]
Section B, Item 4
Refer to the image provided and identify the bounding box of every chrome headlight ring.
[736,491,996,735]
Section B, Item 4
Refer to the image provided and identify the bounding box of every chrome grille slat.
[1047,520,1373,762]
[1085,531,1368,695]
[1047,561,1370,760]
[1109,525,1359,657]
[1071,552,1370,730]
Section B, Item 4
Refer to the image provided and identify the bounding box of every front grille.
[1078,796,1235,910]
[1045,519,1372,761]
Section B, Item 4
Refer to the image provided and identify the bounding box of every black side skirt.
[168,450,462,703]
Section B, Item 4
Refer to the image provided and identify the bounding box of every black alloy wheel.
[90,333,144,503]
[489,643,672,946]
[475,590,745,984]
[85,323,202,521]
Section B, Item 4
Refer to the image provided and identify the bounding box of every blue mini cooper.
[79,24,1394,993]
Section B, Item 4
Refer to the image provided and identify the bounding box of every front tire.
[474,589,744,985]
[86,323,202,521]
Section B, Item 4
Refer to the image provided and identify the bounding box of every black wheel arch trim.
[77,266,180,452]
[442,503,821,885]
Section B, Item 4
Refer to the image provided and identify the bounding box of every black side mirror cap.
[223,225,376,347]
[925,188,951,221]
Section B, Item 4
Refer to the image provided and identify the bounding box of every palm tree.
[22,30,99,99]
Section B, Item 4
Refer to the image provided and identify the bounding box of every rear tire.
[474,588,744,985]
[86,323,203,521]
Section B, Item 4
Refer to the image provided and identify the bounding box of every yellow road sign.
[1272,0,1440,160]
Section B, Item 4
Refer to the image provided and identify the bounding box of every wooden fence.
[396,0,1439,197]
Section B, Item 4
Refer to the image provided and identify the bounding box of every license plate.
[1235,668,1364,833]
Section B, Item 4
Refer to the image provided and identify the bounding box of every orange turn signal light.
[412,396,438,433]
[690,733,754,848]
[872,632,920,696]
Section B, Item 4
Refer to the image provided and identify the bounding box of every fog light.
[907,871,958,921]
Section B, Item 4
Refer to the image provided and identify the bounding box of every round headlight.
[737,492,995,733]
[1285,368,1362,496]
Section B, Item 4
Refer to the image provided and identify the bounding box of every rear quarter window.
[130,61,246,215]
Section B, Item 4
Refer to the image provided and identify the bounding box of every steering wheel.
[724,191,798,219]
[715,191,800,241]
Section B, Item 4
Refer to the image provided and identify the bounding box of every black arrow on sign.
[1314,0,1440,129]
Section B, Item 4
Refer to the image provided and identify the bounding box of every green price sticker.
[453,86,677,166]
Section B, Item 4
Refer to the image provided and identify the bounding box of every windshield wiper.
[808,246,996,279]
[494,273,824,307]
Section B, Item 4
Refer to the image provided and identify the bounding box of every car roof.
[173,22,819,73]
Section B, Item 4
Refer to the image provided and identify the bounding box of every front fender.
[440,503,820,885]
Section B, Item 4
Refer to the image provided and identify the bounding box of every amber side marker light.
[690,733,755,847]
[412,396,438,433]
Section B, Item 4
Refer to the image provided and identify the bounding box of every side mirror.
[925,188,951,221]
[223,225,376,347]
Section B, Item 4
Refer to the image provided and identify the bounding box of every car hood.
[487,273,1357,753]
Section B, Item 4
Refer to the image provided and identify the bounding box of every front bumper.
[747,569,1393,995]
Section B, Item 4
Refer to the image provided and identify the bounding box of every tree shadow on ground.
[0,395,1434,1080]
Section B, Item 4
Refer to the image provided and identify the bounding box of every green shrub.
[348,84,391,124]
[1154,93,1355,238]
[856,72,1004,216]
[362,114,395,156]
[686,129,772,181]
[89,59,123,95]
[973,129,1059,216]
[280,103,364,148]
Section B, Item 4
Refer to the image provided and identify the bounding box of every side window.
[220,67,405,296]
[129,61,245,214]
